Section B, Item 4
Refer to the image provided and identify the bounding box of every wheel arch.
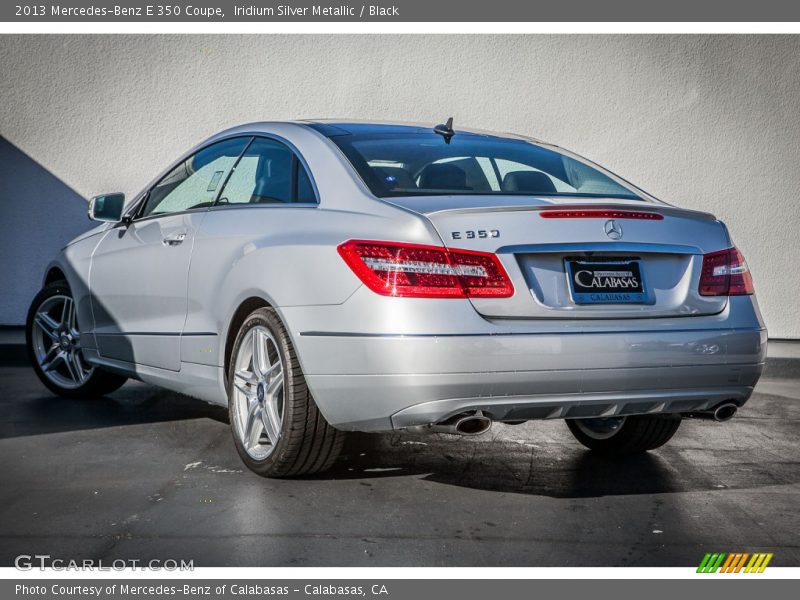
[223,296,274,376]
[43,265,68,287]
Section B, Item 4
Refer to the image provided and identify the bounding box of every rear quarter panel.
[183,205,441,371]
[181,124,447,370]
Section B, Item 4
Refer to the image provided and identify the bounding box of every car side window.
[140,137,251,218]
[217,137,316,205]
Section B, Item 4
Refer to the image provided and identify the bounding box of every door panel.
[90,212,206,370]
[89,136,252,371]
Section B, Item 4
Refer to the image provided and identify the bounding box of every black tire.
[566,415,681,454]
[227,307,346,477]
[26,281,127,398]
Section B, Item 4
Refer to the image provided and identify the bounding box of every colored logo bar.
[697,552,773,573]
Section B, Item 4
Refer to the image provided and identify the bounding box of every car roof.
[207,120,545,145]
[298,119,542,142]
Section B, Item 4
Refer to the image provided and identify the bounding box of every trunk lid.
[389,196,730,319]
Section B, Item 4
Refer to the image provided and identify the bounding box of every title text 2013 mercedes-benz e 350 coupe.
[27,120,767,477]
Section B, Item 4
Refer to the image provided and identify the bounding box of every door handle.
[162,232,187,246]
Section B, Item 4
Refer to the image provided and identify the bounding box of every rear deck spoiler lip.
[385,197,718,222]
[421,203,718,221]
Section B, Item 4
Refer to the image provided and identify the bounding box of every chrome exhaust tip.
[453,414,492,436]
[713,403,738,422]
[411,411,493,436]
[683,402,739,422]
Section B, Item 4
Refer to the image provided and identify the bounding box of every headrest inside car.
[418,163,470,191]
[502,170,557,194]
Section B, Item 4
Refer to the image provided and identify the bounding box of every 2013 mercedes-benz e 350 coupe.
[27,120,767,477]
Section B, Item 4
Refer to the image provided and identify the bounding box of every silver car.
[26,120,767,477]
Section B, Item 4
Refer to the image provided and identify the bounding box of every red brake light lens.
[699,247,754,296]
[540,209,664,220]
[337,240,514,298]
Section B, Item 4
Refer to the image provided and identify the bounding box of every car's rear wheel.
[566,415,681,454]
[228,307,346,477]
[26,282,127,397]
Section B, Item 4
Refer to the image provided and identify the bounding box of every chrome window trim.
[123,206,213,225]
[207,202,320,213]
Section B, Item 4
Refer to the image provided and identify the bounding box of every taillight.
[337,240,514,298]
[699,247,754,296]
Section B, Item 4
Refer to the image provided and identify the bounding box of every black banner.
[4,0,800,22]
[4,579,799,600]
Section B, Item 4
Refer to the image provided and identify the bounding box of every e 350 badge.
[450,229,500,240]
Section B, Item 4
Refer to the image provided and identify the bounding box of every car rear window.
[326,132,642,200]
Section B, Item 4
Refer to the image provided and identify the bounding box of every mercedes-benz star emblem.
[257,382,265,403]
[604,219,623,240]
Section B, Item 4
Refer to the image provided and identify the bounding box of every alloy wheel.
[31,294,93,389]
[231,326,285,460]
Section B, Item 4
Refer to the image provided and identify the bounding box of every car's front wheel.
[26,281,127,397]
[228,307,346,477]
[566,415,681,454]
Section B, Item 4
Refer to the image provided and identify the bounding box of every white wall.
[0,35,798,337]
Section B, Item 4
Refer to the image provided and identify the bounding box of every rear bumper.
[283,293,767,431]
[391,381,758,428]
[305,352,764,431]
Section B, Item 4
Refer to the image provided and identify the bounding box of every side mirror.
[88,193,126,223]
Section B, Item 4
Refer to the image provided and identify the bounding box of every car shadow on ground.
[311,433,682,498]
[309,431,800,499]
[0,378,228,440]
[5,370,799,501]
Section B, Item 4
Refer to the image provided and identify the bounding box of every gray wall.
[0,35,798,337]
[0,136,93,325]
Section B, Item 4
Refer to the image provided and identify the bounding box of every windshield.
[327,132,642,200]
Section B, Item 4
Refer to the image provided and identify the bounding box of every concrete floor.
[0,362,798,567]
